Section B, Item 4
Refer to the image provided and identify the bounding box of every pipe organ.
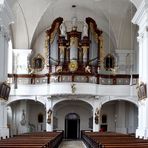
[45,17,103,74]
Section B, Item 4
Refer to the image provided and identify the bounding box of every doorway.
[65,113,80,139]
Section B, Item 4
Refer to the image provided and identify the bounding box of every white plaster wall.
[32,31,45,52]
[125,102,138,133]
[11,3,29,48]
[8,100,46,136]
[133,29,139,73]
[10,84,50,96]
[54,103,92,131]
[13,49,31,74]
[0,34,7,81]
[10,101,24,135]
[101,103,116,132]
[103,32,115,52]
[28,102,46,132]
[101,101,138,134]
[9,83,137,98]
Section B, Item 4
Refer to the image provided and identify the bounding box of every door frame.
[65,113,80,139]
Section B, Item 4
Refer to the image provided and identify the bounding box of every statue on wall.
[71,84,76,93]
[95,107,101,124]
[60,21,66,37]
[47,109,52,124]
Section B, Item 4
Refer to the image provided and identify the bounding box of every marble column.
[132,0,148,139]
[0,100,9,138]
[0,0,14,138]
[0,26,9,81]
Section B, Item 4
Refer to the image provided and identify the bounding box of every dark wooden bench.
[81,131,148,148]
[0,131,63,148]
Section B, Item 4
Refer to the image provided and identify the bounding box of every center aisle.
[58,140,87,148]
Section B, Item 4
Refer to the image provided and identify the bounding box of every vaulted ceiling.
[6,0,140,50]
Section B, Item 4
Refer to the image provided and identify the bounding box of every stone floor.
[58,140,87,148]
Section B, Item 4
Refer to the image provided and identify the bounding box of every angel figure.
[60,21,66,37]
[85,65,91,73]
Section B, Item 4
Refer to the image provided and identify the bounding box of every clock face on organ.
[68,60,78,72]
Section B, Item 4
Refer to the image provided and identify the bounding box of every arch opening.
[53,99,93,138]
[7,99,46,136]
[65,113,80,139]
[100,100,138,134]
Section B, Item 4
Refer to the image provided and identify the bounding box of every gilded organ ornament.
[56,66,63,73]
[68,60,78,72]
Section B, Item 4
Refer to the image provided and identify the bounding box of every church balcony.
[8,73,138,85]
[7,73,138,100]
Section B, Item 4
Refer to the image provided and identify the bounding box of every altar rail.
[8,73,139,85]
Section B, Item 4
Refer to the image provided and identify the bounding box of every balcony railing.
[8,73,139,85]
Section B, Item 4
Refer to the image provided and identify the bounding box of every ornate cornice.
[132,0,148,26]
[0,0,14,40]
[0,25,10,41]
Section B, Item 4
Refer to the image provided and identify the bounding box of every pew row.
[81,131,148,148]
[0,131,63,148]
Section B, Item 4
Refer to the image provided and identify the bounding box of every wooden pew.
[0,131,63,148]
[81,131,148,148]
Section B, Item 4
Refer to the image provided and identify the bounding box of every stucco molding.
[132,0,148,26]
[0,0,14,40]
